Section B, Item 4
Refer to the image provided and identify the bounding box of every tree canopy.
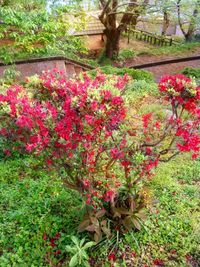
[0,0,86,63]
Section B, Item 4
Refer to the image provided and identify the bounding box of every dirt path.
[121,48,200,67]
[142,58,200,81]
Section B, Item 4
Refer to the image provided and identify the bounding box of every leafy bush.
[0,71,199,245]
[117,49,136,61]
[0,6,87,63]
[87,66,155,82]
[0,66,21,96]
[181,67,200,79]
[126,79,158,97]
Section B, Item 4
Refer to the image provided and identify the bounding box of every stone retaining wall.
[0,60,66,80]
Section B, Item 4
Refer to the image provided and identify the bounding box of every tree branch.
[99,0,112,24]
[177,0,187,36]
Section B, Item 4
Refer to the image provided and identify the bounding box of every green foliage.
[91,155,200,266]
[0,156,82,266]
[181,67,200,79]
[0,5,87,63]
[117,49,136,62]
[136,42,200,56]
[66,236,95,267]
[126,79,158,98]
[87,66,155,82]
[97,51,113,66]
[0,66,21,88]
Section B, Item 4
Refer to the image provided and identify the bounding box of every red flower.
[104,190,116,203]
[54,250,61,255]
[142,113,152,128]
[153,259,164,266]
[131,251,137,257]
[185,254,192,262]
[108,253,116,262]
[43,233,48,241]
[4,150,11,157]
[46,159,53,166]
[50,238,56,248]
[55,232,61,239]
[82,179,91,189]
[192,153,198,160]
[170,249,177,254]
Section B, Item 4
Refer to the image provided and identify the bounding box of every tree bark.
[162,11,170,36]
[99,0,150,59]
[104,28,121,58]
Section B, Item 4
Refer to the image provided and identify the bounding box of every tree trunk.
[104,29,121,59]
[162,11,170,36]
[177,0,200,42]
[185,31,195,42]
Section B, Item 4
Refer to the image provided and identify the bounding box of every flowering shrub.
[0,71,199,242]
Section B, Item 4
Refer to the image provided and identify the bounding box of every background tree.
[0,0,86,63]
[177,0,200,41]
[98,0,150,58]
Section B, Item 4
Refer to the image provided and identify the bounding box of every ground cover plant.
[136,42,200,57]
[0,71,199,266]
[87,66,155,82]
[181,67,200,79]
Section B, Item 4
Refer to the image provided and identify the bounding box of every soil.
[118,48,200,67]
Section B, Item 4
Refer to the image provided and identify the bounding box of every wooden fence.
[127,29,180,47]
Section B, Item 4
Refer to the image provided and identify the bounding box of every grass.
[91,155,200,267]
[0,156,82,266]
[0,154,199,266]
[119,37,200,58]
[139,42,200,57]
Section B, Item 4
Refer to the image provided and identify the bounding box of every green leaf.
[66,246,77,253]
[71,236,79,246]
[82,241,96,250]
[81,250,89,259]
[79,238,85,248]
[69,254,78,267]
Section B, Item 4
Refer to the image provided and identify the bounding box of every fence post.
[127,28,130,44]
